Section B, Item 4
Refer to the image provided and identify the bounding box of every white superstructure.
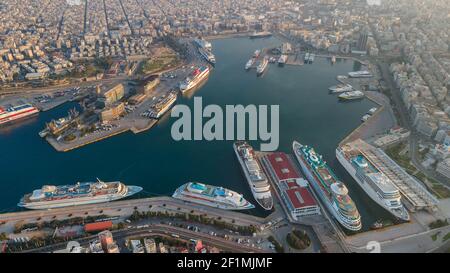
[337,143,410,221]
[172,182,254,210]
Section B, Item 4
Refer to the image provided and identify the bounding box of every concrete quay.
[0,197,267,234]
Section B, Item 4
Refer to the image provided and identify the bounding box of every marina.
[0,36,384,229]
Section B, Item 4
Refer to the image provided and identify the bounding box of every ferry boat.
[172,182,255,210]
[193,38,212,51]
[233,141,273,210]
[249,31,272,39]
[278,54,288,66]
[328,84,353,93]
[18,179,143,210]
[338,90,365,100]
[179,66,210,93]
[0,103,39,126]
[348,70,373,78]
[245,59,254,70]
[304,53,310,63]
[198,47,216,65]
[308,53,315,63]
[253,50,261,58]
[148,91,177,119]
[256,57,269,76]
[336,144,410,221]
[293,141,362,231]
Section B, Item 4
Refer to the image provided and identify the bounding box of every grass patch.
[139,54,180,74]
[286,229,311,250]
[443,232,450,242]
[429,219,449,230]
[267,236,284,253]
[431,231,441,241]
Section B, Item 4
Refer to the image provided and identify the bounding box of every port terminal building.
[340,139,439,212]
[261,152,320,219]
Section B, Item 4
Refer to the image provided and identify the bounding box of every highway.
[21,224,266,253]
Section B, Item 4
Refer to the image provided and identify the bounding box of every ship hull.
[233,143,273,210]
[293,142,361,232]
[18,186,142,210]
[0,108,39,126]
[180,69,210,93]
[172,186,254,210]
[336,148,410,221]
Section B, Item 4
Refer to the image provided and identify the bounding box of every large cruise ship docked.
[256,57,269,76]
[336,142,410,221]
[293,141,362,231]
[18,179,143,210]
[179,66,210,93]
[193,38,212,51]
[173,182,255,210]
[148,91,177,119]
[198,47,216,65]
[233,141,273,210]
[0,103,39,126]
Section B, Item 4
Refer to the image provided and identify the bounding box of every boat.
[336,144,410,221]
[256,57,269,76]
[193,38,212,50]
[253,50,261,58]
[278,54,288,66]
[361,114,371,122]
[331,55,336,64]
[348,70,373,78]
[249,31,272,39]
[338,90,365,100]
[0,103,39,126]
[172,182,255,210]
[147,91,177,119]
[368,107,378,115]
[179,66,210,93]
[269,57,277,63]
[328,84,353,93]
[198,47,216,65]
[18,179,143,210]
[337,75,348,80]
[233,141,273,210]
[293,141,362,232]
[245,59,254,70]
[308,53,315,63]
[304,53,310,63]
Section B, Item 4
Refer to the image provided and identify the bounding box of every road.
[378,61,450,187]
[21,224,266,253]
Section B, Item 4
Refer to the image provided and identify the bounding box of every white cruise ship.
[233,141,273,210]
[293,141,362,232]
[193,38,212,51]
[179,66,210,93]
[173,182,255,210]
[348,70,373,78]
[148,91,177,119]
[18,179,143,210]
[198,47,216,64]
[256,57,269,76]
[0,103,39,126]
[336,143,410,221]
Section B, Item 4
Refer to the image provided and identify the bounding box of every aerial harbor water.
[0,36,392,230]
